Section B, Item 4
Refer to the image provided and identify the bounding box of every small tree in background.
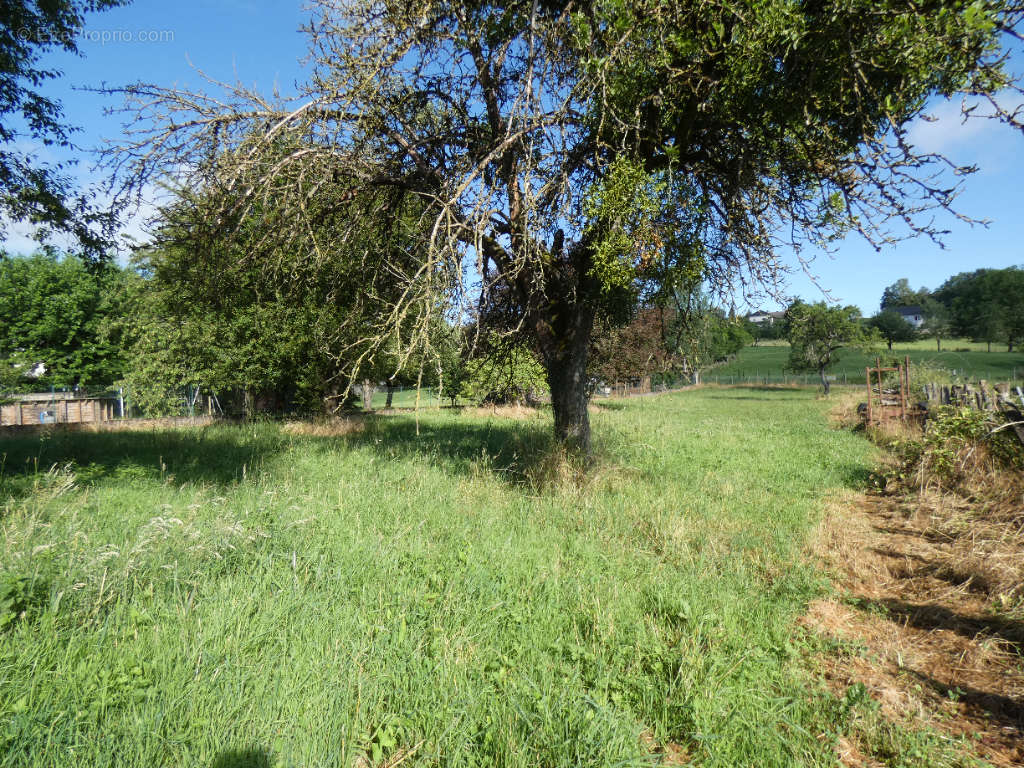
[785,302,873,395]
[869,309,917,350]
[589,307,679,385]
[460,345,547,407]
[920,298,952,352]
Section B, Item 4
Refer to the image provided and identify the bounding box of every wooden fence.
[862,356,1024,442]
[598,377,653,398]
[0,395,120,427]
[919,380,1024,447]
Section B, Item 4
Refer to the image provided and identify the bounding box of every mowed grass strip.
[2,389,879,767]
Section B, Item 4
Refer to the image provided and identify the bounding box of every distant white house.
[746,310,786,325]
[9,359,47,378]
[893,306,925,329]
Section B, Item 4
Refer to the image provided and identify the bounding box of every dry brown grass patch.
[805,399,1024,767]
[466,404,543,420]
[828,390,867,430]
[281,418,365,437]
[807,490,1024,766]
[639,731,690,765]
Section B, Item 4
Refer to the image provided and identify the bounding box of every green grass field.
[369,386,456,410]
[710,340,1024,384]
[0,392,980,767]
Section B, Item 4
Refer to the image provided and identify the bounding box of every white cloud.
[1,185,162,262]
[1,221,47,255]
[905,93,1021,165]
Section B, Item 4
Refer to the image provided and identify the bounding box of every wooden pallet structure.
[864,356,909,425]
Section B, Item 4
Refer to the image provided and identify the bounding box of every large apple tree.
[104,0,1023,453]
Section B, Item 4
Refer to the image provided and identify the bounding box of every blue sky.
[5,1,1023,316]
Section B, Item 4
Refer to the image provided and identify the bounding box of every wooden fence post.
[865,367,873,425]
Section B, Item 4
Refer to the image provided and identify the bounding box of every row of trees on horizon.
[747,270,1024,354]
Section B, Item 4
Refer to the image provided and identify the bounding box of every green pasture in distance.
[712,340,1023,383]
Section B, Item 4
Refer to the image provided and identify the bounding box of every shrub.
[888,406,1024,491]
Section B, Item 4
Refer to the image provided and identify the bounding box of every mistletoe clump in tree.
[104,0,1023,455]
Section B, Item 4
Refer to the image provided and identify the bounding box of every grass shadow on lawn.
[209,749,272,768]
[3,388,873,498]
[0,426,291,501]
[0,411,570,498]
[337,412,570,488]
[874,598,1024,650]
[591,400,628,411]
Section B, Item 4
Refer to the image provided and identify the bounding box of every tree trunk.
[385,381,395,408]
[887,339,893,350]
[547,347,592,455]
[360,379,376,412]
[936,337,941,352]
[692,368,701,386]
[523,234,599,456]
[537,294,596,456]
[988,341,992,353]
[819,367,831,396]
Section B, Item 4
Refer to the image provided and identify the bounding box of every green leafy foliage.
[660,289,752,382]
[584,158,666,307]
[935,267,1024,351]
[919,298,953,351]
[891,406,1024,487]
[122,252,349,416]
[880,279,930,311]
[0,252,130,390]
[0,575,32,632]
[460,345,547,405]
[120,181,439,416]
[901,361,959,401]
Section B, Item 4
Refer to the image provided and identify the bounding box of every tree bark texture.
[546,339,593,455]
[533,279,597,455]
[360,380,376,412]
